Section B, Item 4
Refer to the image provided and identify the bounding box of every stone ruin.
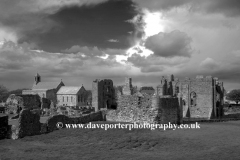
[102,77,182,124]
[106,92,181,124]
[92,79,116,111]
[10,109,41,139]
[157,75,224,119]
[106,74,225,124]
[5,94,41,114]
[5,110,105,140]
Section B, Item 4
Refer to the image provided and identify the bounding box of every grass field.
[1,121,240,160]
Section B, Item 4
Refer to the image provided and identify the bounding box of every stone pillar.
[151,95,160,123]
[213,78,217,118]
[92,80,99,112]
[177,93,183,124]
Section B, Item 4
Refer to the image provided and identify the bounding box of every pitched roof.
[32,82,62,90]
[57,86,81,95]
[140,86,154,91]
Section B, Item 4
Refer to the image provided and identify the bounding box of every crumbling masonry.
[157,75,224,119]
[92,79,115,111]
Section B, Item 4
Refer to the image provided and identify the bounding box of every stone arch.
[182,99,186,106]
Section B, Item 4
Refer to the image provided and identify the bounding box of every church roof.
[140,86,154,91]
[32,81,62,90]
[57,86,82,95]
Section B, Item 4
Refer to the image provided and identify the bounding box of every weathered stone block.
[0,115,8,139]
[18,109,41,138]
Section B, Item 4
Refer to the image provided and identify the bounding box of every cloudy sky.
[0,0,240,91]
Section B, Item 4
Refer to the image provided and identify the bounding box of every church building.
[22,73,64,104]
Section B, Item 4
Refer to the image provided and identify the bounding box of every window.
[78,95,80,102]
[42,93,45,98]
[63,96,64,102]
[71,96,73,102]
[67,96,68,102]
[190,92,197,106]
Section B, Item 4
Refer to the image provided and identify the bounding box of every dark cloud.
[63,45,126,57]
[134,0,240,17]
[63,45,104,56]
[133,0,190,11]
[0,41,129,90]
[145,30,192,58]
[16,0,142,52]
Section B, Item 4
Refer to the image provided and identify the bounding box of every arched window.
[190,92,197,106]
[182,99,186,106]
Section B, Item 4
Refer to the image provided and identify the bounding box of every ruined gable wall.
[186,77,214,119]
[190,78,213,119]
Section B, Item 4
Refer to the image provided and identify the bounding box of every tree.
[0,84,8,102]
[226,89,240,104]
[0,86,29,102]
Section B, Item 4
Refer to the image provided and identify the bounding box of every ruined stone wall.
[5,94,41,114]
[9,109,41,139]
[158,96,179,124]
[122,77,132,95]
[106,94,181,124]
[92,79,101,111]
[46,111,104,132]
[18,95,41,110]
[6,111,105,140]
[178,77,214,119]
[5,94,23,114]
[189,78,213,119]
[180,84,190,117]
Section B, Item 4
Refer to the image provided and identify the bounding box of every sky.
[0,0,240,91]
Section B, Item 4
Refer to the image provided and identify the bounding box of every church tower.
[34,73,41,85]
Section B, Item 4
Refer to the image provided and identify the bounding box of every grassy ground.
[1,121,240,160]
